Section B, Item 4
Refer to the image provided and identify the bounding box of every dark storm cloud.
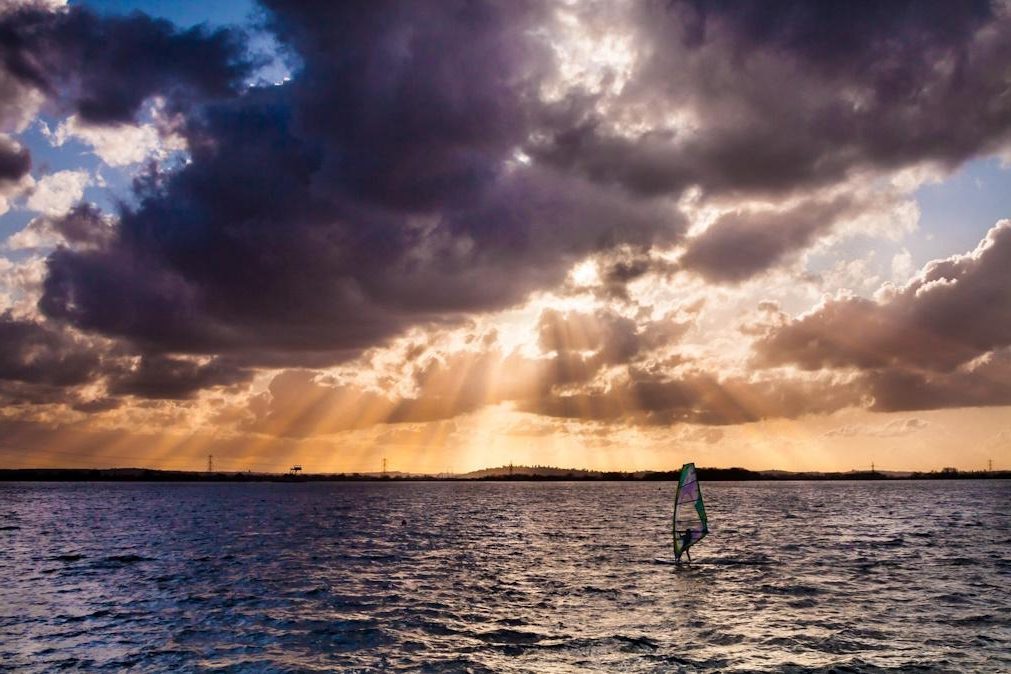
[0,312,247,404]
[673,0,993,67]
[106,355,252,400]
[259,0,552,212]
[532,1,1011,199]
[865,351,1011,412]
[48,203,113,247]
[756,221,1011,373]
[0,4,251,123]
[39,3,684,363]
[0,312,98,386]
[0,317,110,408]
[680,197,854,284]
[0,134,29,182]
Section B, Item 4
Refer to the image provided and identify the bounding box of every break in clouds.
[2,0,1011,438]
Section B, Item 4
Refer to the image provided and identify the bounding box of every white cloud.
[5,217,59,251]
[0,254,47,316]
[891,249,913,281]
[25,170,90,216]
[839,196,919,242]
[44,103,187,167]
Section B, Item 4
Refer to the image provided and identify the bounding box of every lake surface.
[1,480,1009,672]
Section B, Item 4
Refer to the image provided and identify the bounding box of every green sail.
[672,462,708,557]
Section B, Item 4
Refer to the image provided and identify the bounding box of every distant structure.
[289,465,302,476]
[990,459,993,473]
[207,454,213,473]
[382,457,388,476]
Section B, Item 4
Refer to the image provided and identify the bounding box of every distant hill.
[762,469,912,478]
[1,466,1006,482]
[463,465,771,481]
[462,465,606,479]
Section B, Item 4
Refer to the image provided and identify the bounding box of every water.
[1,480,1009,672]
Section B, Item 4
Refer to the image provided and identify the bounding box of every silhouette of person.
[676,528,693,563]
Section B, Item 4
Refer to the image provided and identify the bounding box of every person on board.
[676,528,693,563]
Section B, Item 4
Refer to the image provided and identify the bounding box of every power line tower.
[208,454,214,473]
[382,457,388,476]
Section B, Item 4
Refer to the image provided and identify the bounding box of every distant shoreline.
[1,466,1007,482]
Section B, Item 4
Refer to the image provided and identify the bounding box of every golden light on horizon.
[2,2,1010,478]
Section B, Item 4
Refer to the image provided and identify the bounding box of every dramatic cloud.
[0,312,98,387]
[2,0,1011,464]
[680,196,855,283]
[0,4,251,123]
[106,355,252,400]
[37,3,685,363]
[865,350,1011,412]
[756,220,1011,373]
[756,220,1011,412]
[532,1,1011,199]
[243,306,864,435]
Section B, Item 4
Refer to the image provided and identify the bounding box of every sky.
[1,0,1010,474]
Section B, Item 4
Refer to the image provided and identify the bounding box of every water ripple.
[1,480,1009,672]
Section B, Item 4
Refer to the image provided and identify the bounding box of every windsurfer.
[676,528,693,563]
[671,463,707,564]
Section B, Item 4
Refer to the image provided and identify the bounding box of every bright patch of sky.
[803,157,1011,298]
[913,157,1011,264]
[3,114,138,226]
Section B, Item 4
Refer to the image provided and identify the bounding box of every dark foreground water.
[1,480,1009,673]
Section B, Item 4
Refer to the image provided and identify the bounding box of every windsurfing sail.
[672,462,708,558]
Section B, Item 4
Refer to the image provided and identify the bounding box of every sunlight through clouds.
[0,0,1010,473]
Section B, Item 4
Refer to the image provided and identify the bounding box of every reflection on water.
[1,480,1009,672]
